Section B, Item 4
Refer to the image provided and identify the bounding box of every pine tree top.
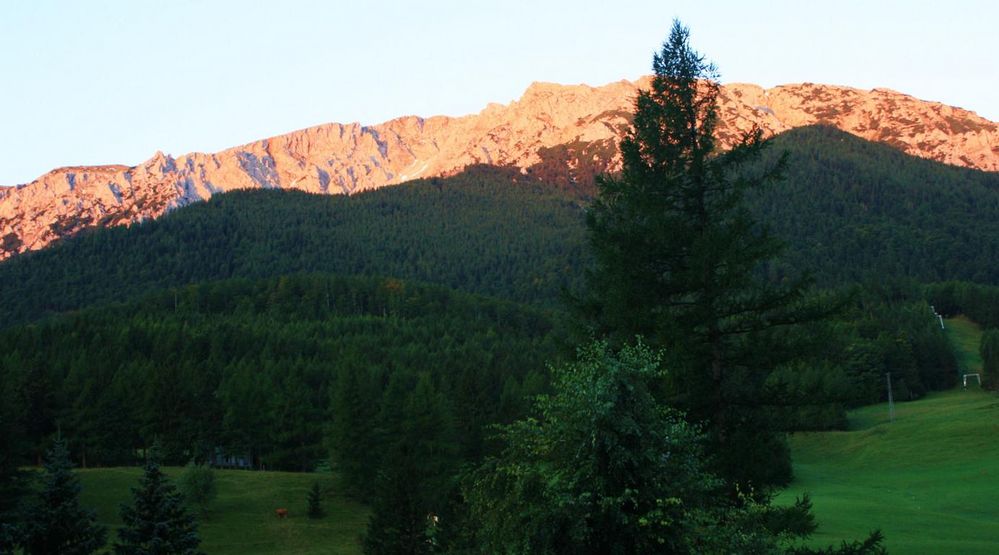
[114,451,203,555]
[23,438,107,555]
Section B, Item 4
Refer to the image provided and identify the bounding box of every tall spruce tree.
[363,373,457,554]
[328,364,381,496]
[20,438,107,555]
[114,447,202,555]
[580,20,829,488]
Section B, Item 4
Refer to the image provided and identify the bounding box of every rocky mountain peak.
[1,78,996,259]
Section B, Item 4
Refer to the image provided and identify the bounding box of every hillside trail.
[945,315,985,387]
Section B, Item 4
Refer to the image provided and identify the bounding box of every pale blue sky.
[1,0,996,186]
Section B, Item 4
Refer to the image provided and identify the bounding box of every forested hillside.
[0,123,985,496]
[0,166,588,328]
[1,127,998,330]
[756,126,999,285]
[0,274,559,476]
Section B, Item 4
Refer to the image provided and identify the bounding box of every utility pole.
[886,372,895,423]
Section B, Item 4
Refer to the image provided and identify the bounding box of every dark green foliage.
[463,341,727,554]
[826,285,958,405]
[177,461,216,517]
[460,340,888,554]
[0,274,556,475]
[114,449,202,555]
[363,373,457,554]
[0,362,56,553]
[0,167,588,328]
[927,281,999,328]
[327,363,382,492]
[755,126,999,287]
[306,482,324,519]
[786,530,887,555]
[579,20,829,488]
[21,438,107,555]
[763,494,818,537]
[980,329,999,389]
[0,363,31,538]
[362,465,432,555]
[765,361,850,431]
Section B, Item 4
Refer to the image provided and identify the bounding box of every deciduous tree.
[463,342,728,553]
[177,460,217,517]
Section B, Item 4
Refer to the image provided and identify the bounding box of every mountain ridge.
[2,126,999,330]
[1,77,997,259]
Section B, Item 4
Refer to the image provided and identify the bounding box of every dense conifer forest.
[0,166,589,328]
[0,275,559,472]
[755,126,999,285]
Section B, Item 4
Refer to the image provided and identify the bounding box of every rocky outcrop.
[719,83,999,170]
[2,78,997,259]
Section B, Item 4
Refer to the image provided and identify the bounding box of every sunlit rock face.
[2,78,996,259]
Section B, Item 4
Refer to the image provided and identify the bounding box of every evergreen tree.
[579,20,830,488]
[363,463,429,555]
[114,448,202,555]
[363,373,457,554]
[21,438,107,555]
[328,364,381,495]
[306,482,324,519]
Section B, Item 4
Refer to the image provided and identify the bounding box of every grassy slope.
[78,468,367,555]
[947,315,984,376]
[780,317,997,554]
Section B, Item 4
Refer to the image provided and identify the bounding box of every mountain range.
[1,77,997,259]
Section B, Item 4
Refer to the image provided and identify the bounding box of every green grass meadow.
[78,468,368,554]
[780,316,998,554]
[946,315,984,376]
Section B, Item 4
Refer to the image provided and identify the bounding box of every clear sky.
[1,0,996,186]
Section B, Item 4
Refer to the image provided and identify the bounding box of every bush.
[178,460,217,516]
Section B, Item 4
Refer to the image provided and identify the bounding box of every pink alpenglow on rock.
[1,79,996,260]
